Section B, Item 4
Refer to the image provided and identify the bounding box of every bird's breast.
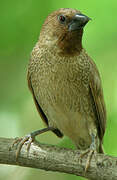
[32,58,91,110]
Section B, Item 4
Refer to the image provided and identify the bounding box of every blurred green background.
[0,0,117,180]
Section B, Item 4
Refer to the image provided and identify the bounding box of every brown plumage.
[13,8,107,169]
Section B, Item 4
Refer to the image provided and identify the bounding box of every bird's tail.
[99,143,105,154]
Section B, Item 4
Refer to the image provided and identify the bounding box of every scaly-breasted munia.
[13,8,106,170]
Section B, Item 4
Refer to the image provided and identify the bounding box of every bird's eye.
[58,15,66,23]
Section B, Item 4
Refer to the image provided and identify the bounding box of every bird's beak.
[68,14,91,31]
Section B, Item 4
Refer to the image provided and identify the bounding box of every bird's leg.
[84,133,97,172]
[79,133,97,172]
[9,126,55,160]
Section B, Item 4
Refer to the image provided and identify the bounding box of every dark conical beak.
[68,13,91,31]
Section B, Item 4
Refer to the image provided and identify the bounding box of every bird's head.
[39,8,91,56]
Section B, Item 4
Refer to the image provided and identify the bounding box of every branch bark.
[0,137,117,180]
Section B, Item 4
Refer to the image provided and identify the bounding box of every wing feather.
[27,71,63,138]
[89,60,106,141]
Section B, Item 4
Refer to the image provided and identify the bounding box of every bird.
[12,8,106,171]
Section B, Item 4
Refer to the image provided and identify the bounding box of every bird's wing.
[27,71,63,138]
[89,60,106,141]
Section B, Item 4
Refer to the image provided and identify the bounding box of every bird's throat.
[57,29,83,56]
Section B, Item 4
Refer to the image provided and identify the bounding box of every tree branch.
[0,137,117,180]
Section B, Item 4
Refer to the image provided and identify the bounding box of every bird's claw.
[9,134,34,160]
[79,148,96,172]
[9,127,54,160]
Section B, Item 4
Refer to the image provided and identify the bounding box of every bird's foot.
[79,134,97,172]
[9,134,35,160]
[9,127,55,160]
[79,147,96,172]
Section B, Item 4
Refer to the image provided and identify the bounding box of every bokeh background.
[0,0,117,180]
